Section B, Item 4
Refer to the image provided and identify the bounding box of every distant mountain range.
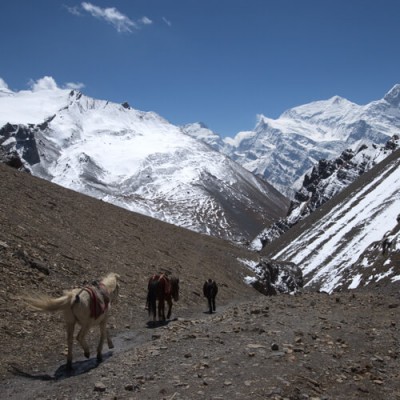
[0,87,287,243]
[187,84,400,197]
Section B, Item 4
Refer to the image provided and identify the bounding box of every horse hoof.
[108,343,114,349]
[84,351,90,359]
[97,355,103,362]
[66,361,73,371]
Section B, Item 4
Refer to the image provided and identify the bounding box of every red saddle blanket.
[84,284,110,319]
[149,274,171,295]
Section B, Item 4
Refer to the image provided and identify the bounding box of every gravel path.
[1,290,399,400]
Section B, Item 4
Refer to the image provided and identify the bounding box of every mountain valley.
[0,163,399,400]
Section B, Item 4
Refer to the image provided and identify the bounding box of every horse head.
[101,272,120,302]
[170,277,180,301]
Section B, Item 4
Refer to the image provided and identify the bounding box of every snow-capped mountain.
[251,135,399,250]
[181,122,226,152]
[187,85,400,198]
[0,81,288,242]
[261,148,400,293]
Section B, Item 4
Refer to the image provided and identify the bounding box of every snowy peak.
[280,95,357,127]
[0,81,289,243]
[0,87,13,97]
[182,122,226,152]
[383,84,400,106]
[220,85,400,197]
[0,86,71,127]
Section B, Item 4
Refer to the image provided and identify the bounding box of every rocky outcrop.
[0,147,26,170]
[336,214,400,292]
[0,123,40,170]
[249,259,303,296]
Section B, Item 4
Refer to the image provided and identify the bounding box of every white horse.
[23,272,120,370]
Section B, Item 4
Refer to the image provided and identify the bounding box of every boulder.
[251,259,303,296]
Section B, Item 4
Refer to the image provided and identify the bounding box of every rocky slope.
[2,289,399,400]
[1,158,399,400]
[0,162,259,379]
[252,135,399,250]
[261,148,400,293]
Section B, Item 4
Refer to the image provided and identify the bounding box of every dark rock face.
[0,123,40,167]
[385,134,399,150]
[250,259,303,296]
[0,127,30,172]
[0,147,25,170]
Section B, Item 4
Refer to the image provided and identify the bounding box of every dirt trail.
[0,298,233,398]
[1,290,399,400]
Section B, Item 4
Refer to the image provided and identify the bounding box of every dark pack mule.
[147,273,179,322]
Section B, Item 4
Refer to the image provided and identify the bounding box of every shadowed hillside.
[0,163,260,379]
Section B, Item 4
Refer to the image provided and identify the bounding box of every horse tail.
[23,292,74,312]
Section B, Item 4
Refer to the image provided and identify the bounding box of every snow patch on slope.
[273,153,400,292]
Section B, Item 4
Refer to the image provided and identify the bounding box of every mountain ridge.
[261,147,400,293]
[185,84,400,197]
[251,135,399,250]
[0,87,288,243]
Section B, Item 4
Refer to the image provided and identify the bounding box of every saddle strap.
[84,285,109,319]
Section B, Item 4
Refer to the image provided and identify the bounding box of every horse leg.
[158,298,165,321]
[166,297,173,319]
[97,320,107,362]
[66,322,75,370]
[150,297,156,321]
[106,327,114,349]
[77,325,90,358]
[153,298,157,321]
[148,281,158,322]
[212,296,216,312]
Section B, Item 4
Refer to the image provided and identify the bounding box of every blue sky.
[1,0,400,137]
